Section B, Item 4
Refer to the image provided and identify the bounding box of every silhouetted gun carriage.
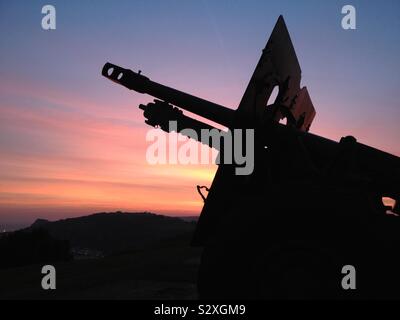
[103,16,400,299]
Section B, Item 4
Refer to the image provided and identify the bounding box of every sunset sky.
[1,0,399,228]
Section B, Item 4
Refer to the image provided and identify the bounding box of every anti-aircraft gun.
[102,16,400,299]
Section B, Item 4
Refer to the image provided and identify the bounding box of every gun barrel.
[102,62,235,128]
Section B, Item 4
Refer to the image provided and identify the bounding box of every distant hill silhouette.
[179,216,199,223]
[28,212,196,255]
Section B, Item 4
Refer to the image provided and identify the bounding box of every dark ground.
[0,233,202,300]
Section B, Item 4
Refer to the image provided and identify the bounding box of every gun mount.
[103,16,400,299]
